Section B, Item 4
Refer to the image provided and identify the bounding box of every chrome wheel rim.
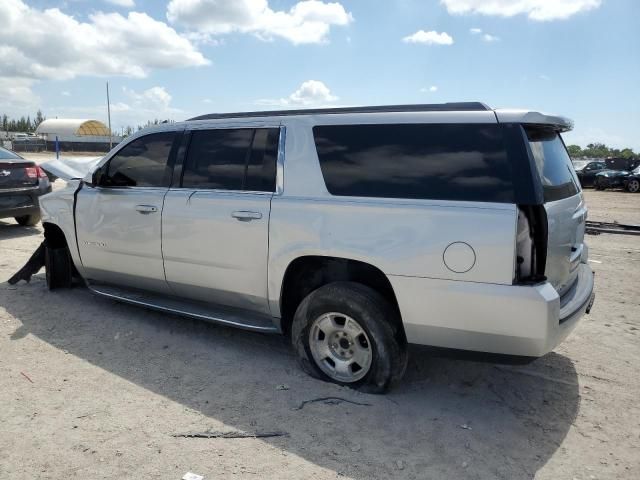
[308,312,373,383]
[628,180,639,193]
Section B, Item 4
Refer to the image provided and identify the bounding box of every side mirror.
[83,167,103,187]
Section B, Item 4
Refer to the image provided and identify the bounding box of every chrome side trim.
[88,285,280,333]
[276,125,286,195]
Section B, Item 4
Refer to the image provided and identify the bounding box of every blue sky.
[1,0,639,149]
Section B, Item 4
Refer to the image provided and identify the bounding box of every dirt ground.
[1,166,639,479]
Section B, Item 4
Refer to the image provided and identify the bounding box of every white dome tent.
[35,119,120,152]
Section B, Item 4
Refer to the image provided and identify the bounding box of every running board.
[88,284,280,333]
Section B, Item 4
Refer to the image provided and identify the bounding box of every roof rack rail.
[187,102,491,121]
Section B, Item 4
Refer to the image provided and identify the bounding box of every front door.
[162,126,280,315]
[76,130,179,293]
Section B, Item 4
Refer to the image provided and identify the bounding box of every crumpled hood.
[40,156,103,181]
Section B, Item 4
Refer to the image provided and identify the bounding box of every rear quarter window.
[525,127,580,202]
[313,123,514,203]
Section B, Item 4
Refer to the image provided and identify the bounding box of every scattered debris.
[20,372,34,383]
[8,242,45,285]
[173,430,288,439]
[350,443,361,452]
[396,460,405,470]
[459,424,472,430]
[182,473,204,480]
[585,220,640,236]
[292,397,372,411]
[276,384,290,391]
[462,461,469,468]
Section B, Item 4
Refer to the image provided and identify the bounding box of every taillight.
[24,167,38,179]
[36,166,48,178]
[515,205,548,284]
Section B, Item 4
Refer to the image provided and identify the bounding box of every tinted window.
[182,128,278,192]
[105,132,176,187]
[525,127,579,202]
[313,124,514,202]
[245,128,278,191]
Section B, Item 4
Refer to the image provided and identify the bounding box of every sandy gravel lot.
[1,175,639,479]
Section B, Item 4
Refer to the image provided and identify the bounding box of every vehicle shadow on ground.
[4,278,580,479]
[0,221,41,240]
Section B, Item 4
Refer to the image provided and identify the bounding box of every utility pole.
[106,81,112,149]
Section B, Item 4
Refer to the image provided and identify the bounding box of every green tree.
[566,145,583,157]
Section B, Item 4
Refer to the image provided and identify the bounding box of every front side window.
[525,127,580,202]
[182,128,278,192]
[104,132,176,187]
[313,123,514,202]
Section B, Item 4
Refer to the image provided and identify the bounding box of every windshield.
[572,160,589,170]
[526,127,580,202]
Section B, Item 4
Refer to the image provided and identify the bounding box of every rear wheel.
[291,282,408,393]
[45,246,73,290]
[626,179,640,193]
[15,213,41,226]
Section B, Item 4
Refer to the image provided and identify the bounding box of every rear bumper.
[0,183,51,219]
[390,263,594,357]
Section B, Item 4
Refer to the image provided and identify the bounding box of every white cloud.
[420,86,438,93]
[441,0,602,21]
[61,91,71,96]
[167,0,353,45]
[256,80,338,107]
[106,0,135,7]
[403,30,454,45]
[0,78,40,114]
[469,28,499,42]
[0,0,208,116]
[539,74,551,81]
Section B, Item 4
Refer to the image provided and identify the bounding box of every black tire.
[291,281,408,394]
[626,179,640,193]
[15,213,41,226]
[45,246,73,290]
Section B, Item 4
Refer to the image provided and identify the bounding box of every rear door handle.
[135,204,158,214]
[231,210,262,221]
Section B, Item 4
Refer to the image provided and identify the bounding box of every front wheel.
[291,282,408,393]
[626,179,640,193]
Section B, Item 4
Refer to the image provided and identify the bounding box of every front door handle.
[135,204,158,214]
[231,210,262,221]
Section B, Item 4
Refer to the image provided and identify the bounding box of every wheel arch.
[278,255,405,339]
[43,222,69,249]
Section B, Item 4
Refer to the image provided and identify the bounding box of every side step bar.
[88,284,281,333]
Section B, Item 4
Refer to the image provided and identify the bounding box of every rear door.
[162,126,279,314]
[75,130,179,293]
[525,126,585,296]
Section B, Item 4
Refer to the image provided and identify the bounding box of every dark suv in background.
[0,146,51,226]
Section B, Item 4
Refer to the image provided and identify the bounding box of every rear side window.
[313,124,514,202]
[182,128,278,192]
[525,127,579,202]
[105,131,176,187]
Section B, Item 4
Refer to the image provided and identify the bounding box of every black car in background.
[0,146,51,226]
[622,166,640,193]
[595,163,640,192]
[574,160,607,187]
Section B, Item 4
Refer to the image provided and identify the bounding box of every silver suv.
[38,103,595,392]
